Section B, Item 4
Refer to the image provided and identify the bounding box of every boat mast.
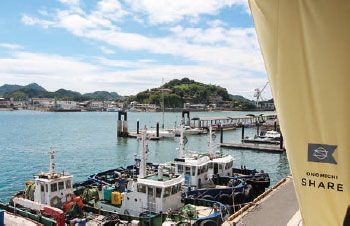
[139,128,148,179]
[161,78,165,129]
[178,124,185,158]
[208,125,213,155]
[48,147,55,175]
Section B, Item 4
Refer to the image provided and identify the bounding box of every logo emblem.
[308,143,337,164]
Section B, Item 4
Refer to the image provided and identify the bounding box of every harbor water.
[0,110,290,202]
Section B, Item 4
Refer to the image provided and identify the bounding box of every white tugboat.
[165,125,234,189]
[95,129,184,216]
[11,147,75,226]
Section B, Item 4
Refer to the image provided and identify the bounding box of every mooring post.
[156,121,159,138]
[117,111,122,137]
[241,125,245,141]
[122,112,128,136]
[187,111,190,126]
[220,125,223,143]
[274,121,277,131]
[257,123,260,136]
[280,134,284,149]
[137,119,140,134]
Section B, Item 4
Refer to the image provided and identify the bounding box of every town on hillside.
[0,78,275,112]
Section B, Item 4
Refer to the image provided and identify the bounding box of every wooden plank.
[219,142,285,153]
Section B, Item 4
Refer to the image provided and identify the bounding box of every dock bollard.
[137,119,139,134]
[257,123,260,136]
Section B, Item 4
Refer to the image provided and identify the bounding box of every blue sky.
[0,0,271,99]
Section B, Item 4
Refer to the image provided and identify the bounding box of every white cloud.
[207,19,227,27]
[0,50,270,98]
[0,43,23,50]
[99,46,115,54]
[14,0,270,98]
[125,0,249,24]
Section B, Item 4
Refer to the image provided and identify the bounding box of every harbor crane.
[254,82,269,107]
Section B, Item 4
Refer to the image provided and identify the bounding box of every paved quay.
[224,176,301,226]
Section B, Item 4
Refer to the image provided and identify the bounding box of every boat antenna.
[49,146,56,175]
[139,126,148,179]
[179,124,185,158]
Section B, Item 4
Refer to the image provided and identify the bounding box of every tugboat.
[6,147,76,225]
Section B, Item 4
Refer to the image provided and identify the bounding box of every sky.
[0,0,271,99]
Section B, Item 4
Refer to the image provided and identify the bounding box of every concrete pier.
[224,176,301,226]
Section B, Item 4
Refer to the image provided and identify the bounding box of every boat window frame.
[41,184,45,193]
[171,185,178,194]
[177,164,183,173]
[51,183,58,192]
[66,180,72,189]
[147,186,154,197]
[192,166,196,176]
[185,166,191,175]
[156,187,162,198]
[137,184,146,193]
[58,181,64,190]
[164,186,171,198]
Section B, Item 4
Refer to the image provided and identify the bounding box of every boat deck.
[3,211,39,226]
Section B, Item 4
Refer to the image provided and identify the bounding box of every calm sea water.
[0,110,290,202]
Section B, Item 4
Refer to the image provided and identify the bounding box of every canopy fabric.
[249,0,350,225]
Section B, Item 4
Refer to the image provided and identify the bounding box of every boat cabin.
[209,155,234,177]
[173,154,211,189]
[33,173,74,207]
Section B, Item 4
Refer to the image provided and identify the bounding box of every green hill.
[2,85,120,101]
[0,83,46,96]
[129,78,253,108]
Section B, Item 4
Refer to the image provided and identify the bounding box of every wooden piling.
[137,120,139,134]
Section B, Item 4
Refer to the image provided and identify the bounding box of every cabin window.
[209,163,213,169]
[192,166,196,176]
[172,185,178,194]
[201,166,205,174]
[185,166,191,175]
[66,180,72,189]
[177,183,181,192]
[219,164,223,170]
[164,187,171,198]
[205,165,208,172]
[41,184,45,193]
[45,184,48,192]
[156,188,162,198]
[148,186,154,196]
[58,182,64,190]
[178,165,183,173]
[51,183,57,192]
[137,184,146,193]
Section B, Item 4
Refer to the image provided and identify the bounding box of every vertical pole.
[241,126,245,141]
[122,112,128,136]
[117,111,122,137]
[220,125,223,143]
[274,121,277,131]
[280,134,284,149]
[257,123,260,136]
[187,112,190,126]
[137,119,140,134]
[156,121,159,138]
